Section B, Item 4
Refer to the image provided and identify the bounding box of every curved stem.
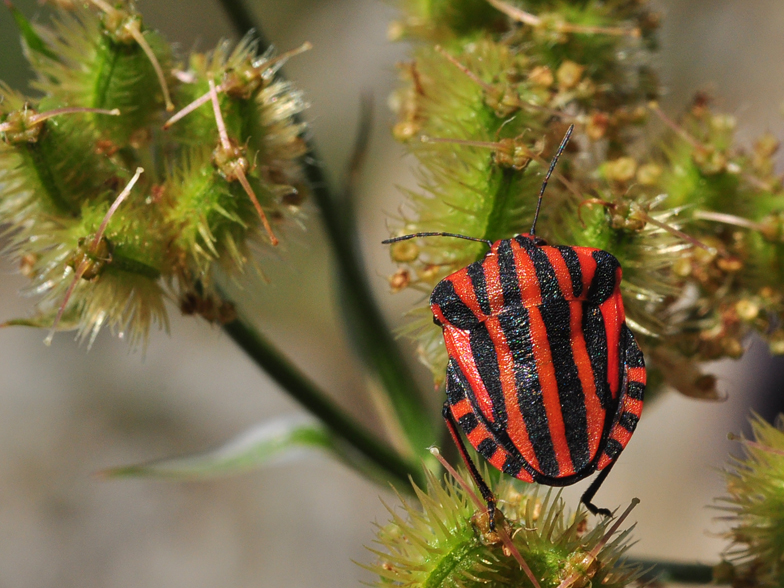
[222,315,423,490]
[216,0,437,459]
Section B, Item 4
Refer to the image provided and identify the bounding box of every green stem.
[626,559,718,584]
[222,316,424,489]
[216,0,437,459]
[215,0,257,39]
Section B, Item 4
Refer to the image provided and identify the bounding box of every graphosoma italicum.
[385,126,646,526]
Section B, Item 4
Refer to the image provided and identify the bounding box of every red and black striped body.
[431,233,646,486]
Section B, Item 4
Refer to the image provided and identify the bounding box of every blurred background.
[0,1,783,586]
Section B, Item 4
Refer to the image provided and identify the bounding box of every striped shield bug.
[384,125,646,524]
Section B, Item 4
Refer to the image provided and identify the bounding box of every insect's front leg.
[441,404,498,530]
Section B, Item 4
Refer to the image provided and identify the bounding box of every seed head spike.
[486,0,640,37]
[46,168,145,345]
[207,79,278,246]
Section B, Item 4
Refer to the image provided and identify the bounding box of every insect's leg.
[442,404,498,530]
[580,462,615,517]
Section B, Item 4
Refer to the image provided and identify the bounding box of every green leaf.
[101,416,337,479]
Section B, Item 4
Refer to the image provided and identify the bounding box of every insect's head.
[514,233,548,247]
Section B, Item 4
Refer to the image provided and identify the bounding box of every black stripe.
[622,324,645,368]
[458,412,479,434]
[525,246,590,471]
[626,381,645,401]
[445,358,467,405]
[497,239,521,307]
[583,305,612,410]
[467,262,491,317]
[539,300,591,471]
[604,438,623,460]
[619,412,639,432]
[556,246,584,298]
[469,325,507,426]
[502,453,524,478]
[477,437,497,459]
[498,305,560,477]
[587,250,620,304]
[431,279,479,330]
[528,244,564,303]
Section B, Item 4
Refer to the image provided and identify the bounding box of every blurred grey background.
[0,1,783,586]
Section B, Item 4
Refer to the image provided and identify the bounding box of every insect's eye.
[433,316,443,327]
[533,236,548,246]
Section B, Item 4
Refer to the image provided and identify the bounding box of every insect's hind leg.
[580,462,615,517]
[442,404,498,530]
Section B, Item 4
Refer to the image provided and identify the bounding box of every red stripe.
[443,327,496,424]
[527,306,575,476]
[575,247,598,300]
[515,466,534,483]
[510,239,542,307]
[567,302,605,461]
[488,447,508,472]
[450,398,472,420]
[449,272,486,320]
[467,428,491,450]
[543,247,575,301]
[610,427,632,449]
[482,250,506,314]
[600,293,624,401]
[484,316,540,471]
[627,367,646,384]
[624,397,643,417]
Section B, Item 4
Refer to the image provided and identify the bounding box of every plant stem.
[222,316,423,489]
[216,0,438,459]
[627,559,718,584]
[216,0,257,38]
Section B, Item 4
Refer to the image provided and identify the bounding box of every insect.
[384,126,645,523]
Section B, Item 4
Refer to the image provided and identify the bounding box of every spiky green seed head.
[719,414,784,588]
[366,468,640,588]
[0,1,310,345]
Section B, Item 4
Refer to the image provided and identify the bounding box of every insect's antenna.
[382,232,493,248]
[530,124,574,237]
